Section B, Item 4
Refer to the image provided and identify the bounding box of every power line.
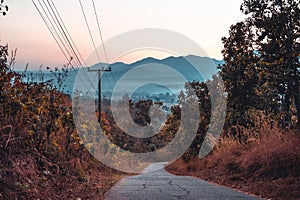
[79,0,114,91]
[91,0,118,89]
[45,0,83,68]
[79,0,101,64]
[33,0,81,68]
[45,0,96,89]
[33,0,115,94]
[48,0,87,68]
[91,0,108,64]
[32,0,71,66]
[33,0,94,91]
[39,0,75,64]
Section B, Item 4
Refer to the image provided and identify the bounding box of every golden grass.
[166,113,300,200]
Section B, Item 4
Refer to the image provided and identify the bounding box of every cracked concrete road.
[105,163,263,200]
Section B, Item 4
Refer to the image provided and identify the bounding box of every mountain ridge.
[22,55,223,97]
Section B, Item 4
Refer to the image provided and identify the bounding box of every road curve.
[105,162,263,200]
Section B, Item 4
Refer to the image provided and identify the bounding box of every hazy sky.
[0,0,245,69]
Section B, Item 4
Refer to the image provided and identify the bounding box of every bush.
[0,43,123,199]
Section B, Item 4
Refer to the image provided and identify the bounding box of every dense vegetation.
[167,0,300,199]
[1,0,299,199]
[221,0,300,131]
[0,43,125,199]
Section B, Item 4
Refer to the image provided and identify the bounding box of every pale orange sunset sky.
[1,0,245,70]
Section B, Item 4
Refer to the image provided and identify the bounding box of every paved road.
[105,163,263,200]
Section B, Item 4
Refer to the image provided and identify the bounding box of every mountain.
[22,55,223,99]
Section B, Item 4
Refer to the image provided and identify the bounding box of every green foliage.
[219,0,300,134]
[180,81,211,162]
[97,99,179,153]
[219,21,259,129]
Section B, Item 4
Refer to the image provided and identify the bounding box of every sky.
[0,0,245,70]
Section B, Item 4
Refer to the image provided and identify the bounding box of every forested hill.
[20,55,223,96]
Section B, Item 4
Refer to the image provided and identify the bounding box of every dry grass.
[0,44,130,199]
[166,115,300,200]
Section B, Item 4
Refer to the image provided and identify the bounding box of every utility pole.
[88,66,111,120]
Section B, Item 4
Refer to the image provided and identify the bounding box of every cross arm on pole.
[87,66,112,120]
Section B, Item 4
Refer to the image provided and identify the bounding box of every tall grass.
[166,111,300,199]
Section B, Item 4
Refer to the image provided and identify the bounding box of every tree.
[179,81,211,162]
[241,0,300,126]
[220,0,300,130]
[219,21,259,130]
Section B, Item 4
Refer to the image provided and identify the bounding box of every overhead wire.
[78,0,101,64]
[39,0,76,66]
[47,0,95,89]
[32,0,72,67]
[79,0,114,92]
[91,0,118,90]
[32,0,94,91]
[91,0,108,63]
[44,0,82,68]
[33,0,117,94]
[48,0,87,68]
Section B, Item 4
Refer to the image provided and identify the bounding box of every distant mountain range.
[22,55,223,99]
